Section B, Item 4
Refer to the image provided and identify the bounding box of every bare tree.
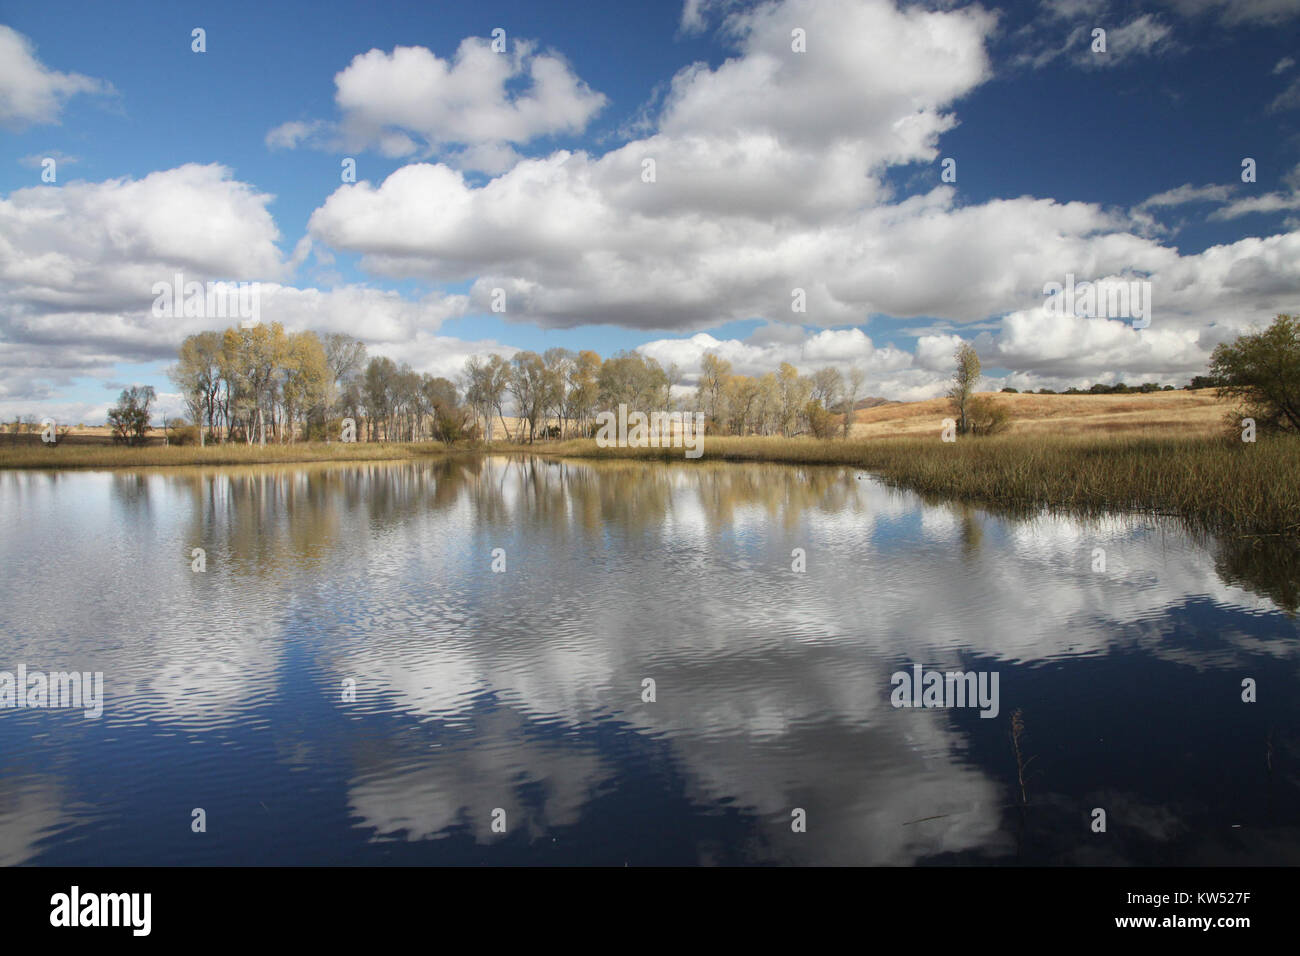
[810,367,843,410]
[843,367,866,439]
[543,347,575,438]
[696,353,732,427]
[510,351,549,443]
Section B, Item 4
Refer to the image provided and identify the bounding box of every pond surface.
[0,456,1297,865]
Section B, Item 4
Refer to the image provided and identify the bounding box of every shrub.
[167,424,200,445]
[968,396,1012,436]
[804,399,838,439]
[1209,314,1300,432]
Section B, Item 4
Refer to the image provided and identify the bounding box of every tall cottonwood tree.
[509,351,550,442]
[696,353,732,428]
[168,331,223,446]
[172,325,363,443]
[948,342,981,435]
[567,350,602,437]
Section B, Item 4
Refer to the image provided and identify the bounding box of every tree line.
[148,312,1300,446]
[164,325,872,445]
[166,324,468,446]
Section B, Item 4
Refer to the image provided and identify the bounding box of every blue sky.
[2,0,1299,422]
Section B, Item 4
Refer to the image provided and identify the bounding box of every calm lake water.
[1,456,1297,865]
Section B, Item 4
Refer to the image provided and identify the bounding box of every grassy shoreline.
[4,432,1296,539]
[519,433,1300,540]
[0,441,451,469]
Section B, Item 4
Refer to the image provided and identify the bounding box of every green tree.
[1209,314,1300,431]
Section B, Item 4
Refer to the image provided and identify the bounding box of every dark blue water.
[0,457,1296,865]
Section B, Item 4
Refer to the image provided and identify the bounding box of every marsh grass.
[520,432,1300,539]
[6,430,1297,540]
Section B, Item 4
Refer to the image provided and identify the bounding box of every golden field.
[846,388,1238,438]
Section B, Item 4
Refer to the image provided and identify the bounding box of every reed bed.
[524,432,1300,539]
[5,431,1296,539]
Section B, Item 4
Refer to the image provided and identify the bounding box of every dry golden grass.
[849,389,1237,438]
[488,389,1239,441]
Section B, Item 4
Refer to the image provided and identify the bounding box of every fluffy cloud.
[660,0,993,154]
[367,331,516,383]
[0,164,465,420]
[0,164,287,318]
[311,156,1242,336]
[267,37,606,172]
[638,327,910,380]
[305,0,1004,328]
[990,310,1207,379]
[0,25,112,128]
[300,0,1300,392]
[9,0,1300,413]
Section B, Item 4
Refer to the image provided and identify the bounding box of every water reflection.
[0,457,1296,865]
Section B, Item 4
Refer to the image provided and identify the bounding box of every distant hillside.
[854,396,894,411]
